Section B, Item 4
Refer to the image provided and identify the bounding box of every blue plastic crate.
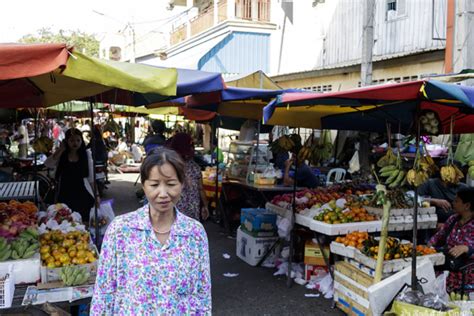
[241,208,277,232]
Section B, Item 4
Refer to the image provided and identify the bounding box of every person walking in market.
[143,119,167,155]
[91,147,211,314]
[45,128,97,223]
[166,132,209,221]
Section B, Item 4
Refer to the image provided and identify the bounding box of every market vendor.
[419,160,467,224]
[428,187,474,294]
[283,157,319,188]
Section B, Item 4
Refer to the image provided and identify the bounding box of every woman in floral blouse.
[429,187,474,293]
[91,147,211,315]
[167,133,209,221]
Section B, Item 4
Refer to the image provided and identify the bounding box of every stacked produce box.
[236,208,280,266]
[38,204,98,286]
[0,201,41,284]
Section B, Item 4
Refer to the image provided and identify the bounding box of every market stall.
[0,43,179,312]
[259,79,474,314]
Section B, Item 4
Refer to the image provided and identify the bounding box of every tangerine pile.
[335,231,369,249]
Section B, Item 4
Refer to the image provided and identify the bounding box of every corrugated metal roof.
[198,31,269,75]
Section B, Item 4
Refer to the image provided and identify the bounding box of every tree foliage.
[19,28,99,57]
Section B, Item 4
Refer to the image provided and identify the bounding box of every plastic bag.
[348,150,360,173]
[89,199,115,237]
[433,271,450,303]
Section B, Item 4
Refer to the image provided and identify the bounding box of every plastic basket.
[0,272,14,309]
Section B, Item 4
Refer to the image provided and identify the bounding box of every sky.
[0,0,178,42]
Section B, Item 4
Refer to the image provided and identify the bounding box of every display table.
[217,179,304,234]
[0,181,38,201]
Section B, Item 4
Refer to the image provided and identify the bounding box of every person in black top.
[87,126,108,164]
[143,120,166,155]
[45,128,96,222]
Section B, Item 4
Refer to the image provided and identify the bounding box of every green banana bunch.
[60,266,91,286]
[18,228,39,242]
[11,238,38,259]
[0,238,11,262]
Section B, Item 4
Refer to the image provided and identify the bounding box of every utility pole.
[361,0,375,86]
[453,0,474,85]
[359,0,375,177]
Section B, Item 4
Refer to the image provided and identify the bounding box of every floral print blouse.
[176,160,203,220]
[90,206,211,315]
[429,214,474,257]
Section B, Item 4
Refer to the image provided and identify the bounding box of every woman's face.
[143,163,183,214]
[67,134,82,151]
[452,195,470,215]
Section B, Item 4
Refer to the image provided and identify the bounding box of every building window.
[302,85,332,93]
[386,0,407,21]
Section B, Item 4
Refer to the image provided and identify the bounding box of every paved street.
[105,173,341,316]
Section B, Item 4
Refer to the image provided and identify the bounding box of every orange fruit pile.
[335,231,369,249]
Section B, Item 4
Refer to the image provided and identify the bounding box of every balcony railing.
[218,0,228,22]
[190,6,215,36]
[170,24,187,46]
[170,0,271,46]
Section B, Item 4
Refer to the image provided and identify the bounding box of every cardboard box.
[236,226,280,266]
[304,240,330,266]
[335,261,375,288]
[334,289,373,316]
[241,208,277,232]
[304,264,328,281]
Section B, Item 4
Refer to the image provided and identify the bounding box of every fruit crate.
[330,241,357,259]
[40,245,99,284]
[309,220,383,236]
[353,249,445,274]
[0,253,40,284]
[365,206,436,217]
[334,281,372,316]
[0,272,14,309]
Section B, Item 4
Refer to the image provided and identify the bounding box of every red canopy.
[0,43,69,80]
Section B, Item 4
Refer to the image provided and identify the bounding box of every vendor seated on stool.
[419,159,467,225]
[283,156,319,188]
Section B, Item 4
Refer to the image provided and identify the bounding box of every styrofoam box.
[265,203,292,219]
[365,206,436,217]
[354,249,445,274]
[0,253,40,284]
[236,226,280,266]
[309,220,382,236]
[387,216,406,231]
[330,242,357,258]
[295,214,311,228]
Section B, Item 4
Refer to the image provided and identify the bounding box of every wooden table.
[0,181,38,201]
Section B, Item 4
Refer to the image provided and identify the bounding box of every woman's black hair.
[457,187,474,212]
[140,147,185,184]
[56,128,89,180]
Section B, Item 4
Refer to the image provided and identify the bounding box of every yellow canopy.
[226,70,281,90]
[36,51,177,107]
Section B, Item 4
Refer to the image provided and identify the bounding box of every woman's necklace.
[152,226,172,234]
[151,210,175,235]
